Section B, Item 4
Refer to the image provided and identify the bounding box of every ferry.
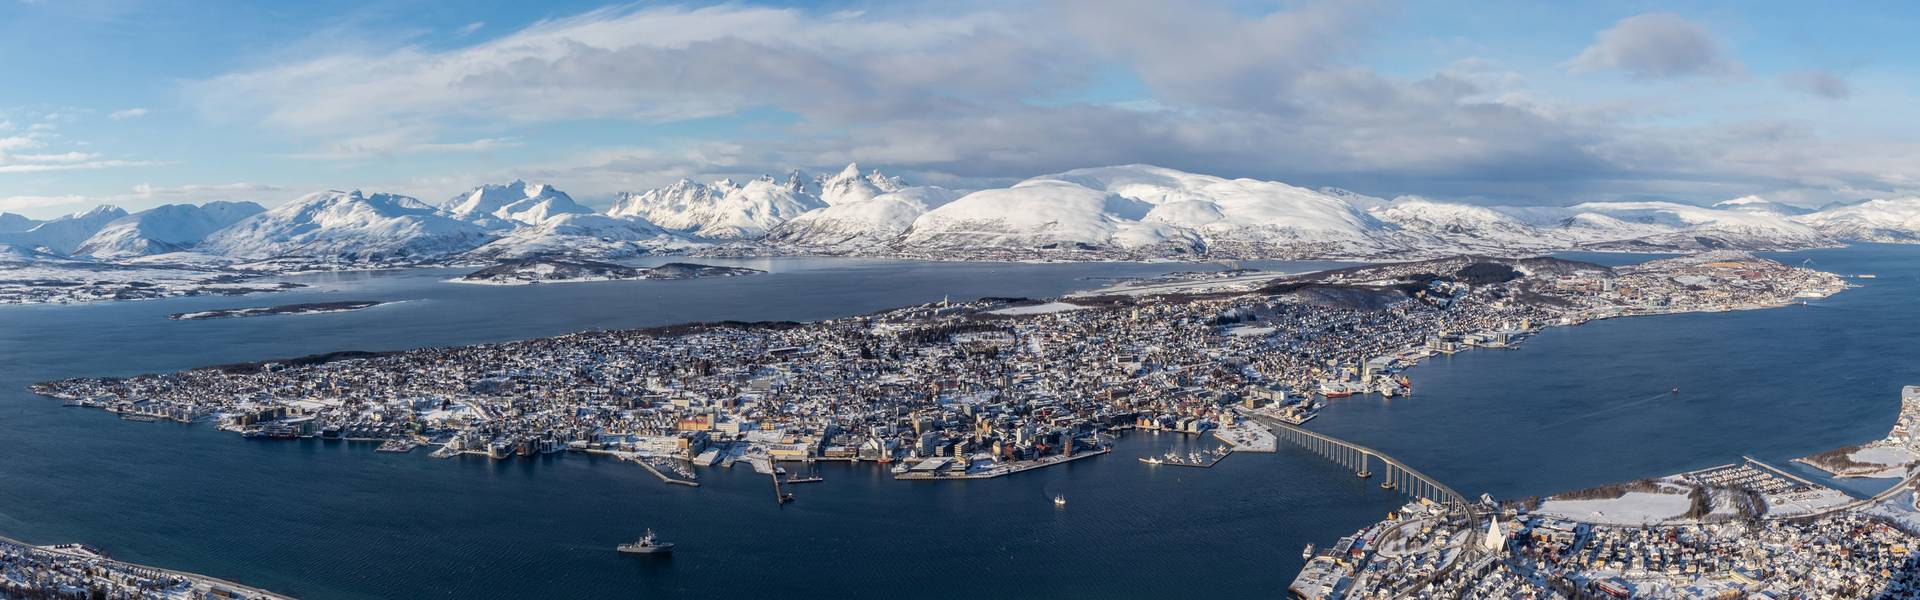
[617,529,674,555]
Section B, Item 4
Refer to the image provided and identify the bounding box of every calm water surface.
[0,249,1914,598]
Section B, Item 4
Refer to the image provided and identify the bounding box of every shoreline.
[0,532,296,600]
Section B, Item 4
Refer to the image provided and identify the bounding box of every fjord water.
[0,248,1914,598]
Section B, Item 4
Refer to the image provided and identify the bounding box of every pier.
[626,456,700,487]
[1256,417,1467,508]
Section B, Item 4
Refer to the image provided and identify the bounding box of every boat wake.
[1536,392,1674,429]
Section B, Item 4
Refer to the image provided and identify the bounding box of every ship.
[617,529,674,555]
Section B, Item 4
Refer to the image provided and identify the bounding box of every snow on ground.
[1225,325,1277,337]
[1536,492,1693,525]
[986,301,1090,316]
[1847,445,1917,478]
[1764,488,1855,517]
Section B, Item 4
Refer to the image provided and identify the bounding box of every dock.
[895,446,1111,480]
[1140,449,1231,468]
[628,455,700,487]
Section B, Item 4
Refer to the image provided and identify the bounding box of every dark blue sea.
[0,248,1913,599]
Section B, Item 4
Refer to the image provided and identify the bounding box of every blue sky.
[2,0,1916,218]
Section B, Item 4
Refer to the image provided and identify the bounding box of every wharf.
[1141,451,1230,468]
[606,453,699,487]
[896,447,1111,480]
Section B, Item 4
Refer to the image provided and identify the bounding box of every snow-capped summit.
[1713,195,1814,216]
[74,201,265,259]
[608,176,825,238]
[0,205,130,255]
[202,190,495,262]
[815,162,905,206]
[444,180,592,227]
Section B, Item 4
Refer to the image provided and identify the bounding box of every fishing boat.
[617,529,674,555]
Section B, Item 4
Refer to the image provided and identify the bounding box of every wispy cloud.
[108,107,149,120]
[1780,70,1850,99]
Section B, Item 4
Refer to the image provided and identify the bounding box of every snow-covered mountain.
[1713,195,1814,216]
[443,181,593,227]
[609,176,826,238]
[1556,201,1829,251]
[1373,197,1562,254]
[606,164,909,239]
[0,212,41,233]
[900,165,1388,256]
[201,190,495,262]
[764,186,963,250]
[816,163,906,206]
[1795,197,1920,243]
[0,206,129,254]
[73,201,265,259]
[901,177,1204,254]
[13,163,1920,273]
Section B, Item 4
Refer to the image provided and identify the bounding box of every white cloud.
[455,21,484,37]
[0,194,88,212]
[1780,70,1850,99]
[108,107,149,120]
[191,4,1080,138]
[169,1,1920,207]
[1565,13,1741,79]
[0,160,158,173]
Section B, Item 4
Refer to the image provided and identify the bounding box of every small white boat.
[1053,494,1067,507]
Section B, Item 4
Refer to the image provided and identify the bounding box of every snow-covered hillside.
[74,201,265,258]
[764,186,963,250]
[0,206,129,254]
[0,212,41,233]
[900,165,1389,257]
[901,177,1203,253]
[201,190,495,262]
[1795,197,1920,242]
[464,213,692,260]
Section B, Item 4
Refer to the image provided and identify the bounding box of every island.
[31,252,1846,498]
[453,258,765,285]
[169,300,388,321]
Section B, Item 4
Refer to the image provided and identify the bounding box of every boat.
[1053,494,1067,507]
[1301,543,1315,560]
[617,529,674,555]
[1138,456,1163,465]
